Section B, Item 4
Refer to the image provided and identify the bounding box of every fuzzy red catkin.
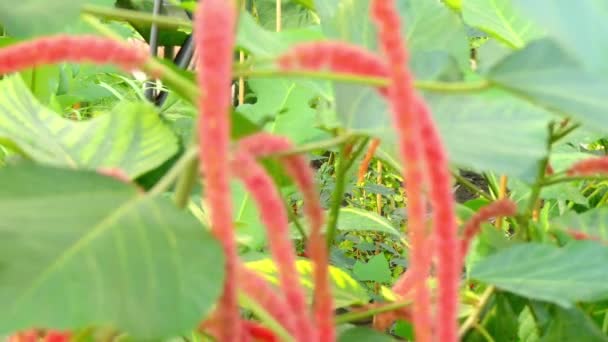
[195,0,240,340]
[277,41,389,96]
[370,2,433,341]
[236,132,334,341]
[566,157,608,176]
[416,98,462,342]
[460,199,517,259]
[242,320,280,342]
[357,138,382,183]
[231,151,316,342]
[0,35,148,75]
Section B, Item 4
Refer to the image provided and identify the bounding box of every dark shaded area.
[454,170,489,203]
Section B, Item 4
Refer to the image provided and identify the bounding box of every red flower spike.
[235,132,334,341]
[242,321,280,342]
[195,0,240,340]
[567,157,608,176]
[370,1,433,341]
[460,199,517,259]
[416,98,462,342]
[0,35,148,75]
[357,138,382,183]
[231,151,316,342]
[277,41,389,96]
[44,331,71,342]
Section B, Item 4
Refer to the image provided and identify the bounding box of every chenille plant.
[1,0,608,341]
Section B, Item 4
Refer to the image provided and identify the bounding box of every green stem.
[233,68,491,93]
[459,286,495,338]
[452,171,493,201]
[542,175,608,187]
[334,300,412,324]
[174,157,199,208]
[325,138,370,248]
[82,4,193,29]
[272,133,358,157]
[286,199,307,240]
[551,123,581,144]
[149,147,198,197]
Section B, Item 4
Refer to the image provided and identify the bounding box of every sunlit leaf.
[0,164,225,339]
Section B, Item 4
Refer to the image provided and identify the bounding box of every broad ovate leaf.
[551,208,608,241]
[0,164,225,339]
[462,0,544,48]
[489,38,608,131]
[341,88,552,181]
[471,241,608,307]
[0,76,178,178]
[245,258,369,308]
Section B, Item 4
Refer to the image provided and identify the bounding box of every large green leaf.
[237,78,329,144]
[236,11,323,58]
[514,0,608,72]
[245,258,369,308]
[336,207,401,237]
[338,87,552,181]
[541,306,608,342]
[551,208,608,241]
[0,164,225,339]
[253,0,318,30]
[462,0,544,49]
[0,76,179,179]
[489,38,608,131]
[471,241,608,307]
[314,0,469,69]
[0,0,114,37]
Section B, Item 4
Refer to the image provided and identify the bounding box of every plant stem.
[459,286,495,338]
[325,137,370,248]
[82,4,193,29]
[452,172,493,201]
[473,323,497,342]
[149,147,198,197]
[542,175,608,187]
[174,157,199,208]
[272,133,358,157]
[334,300,412,324]
[551,123,581,144]
[233,68,491,93]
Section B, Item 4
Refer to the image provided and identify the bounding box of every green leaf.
[462,0,544,49]
[514,0,608,71]
[471,241,608,307]
[237,78,329,144]
[338,327,395,342]
[489,38,608,131]
[348,89,552,181]
[236,11,323,58]
[245,258,370,308]
[253,0,318,30]
[0,0,114,37]
[352,254,391,283]
[551,208,608,241]
[314,0,469,69]
[0,164,225,339]
[0,76,179,179]
[541,306,608,342]
[336,207,401,237]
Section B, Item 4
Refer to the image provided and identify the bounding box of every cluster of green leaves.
[1,0,608,341]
